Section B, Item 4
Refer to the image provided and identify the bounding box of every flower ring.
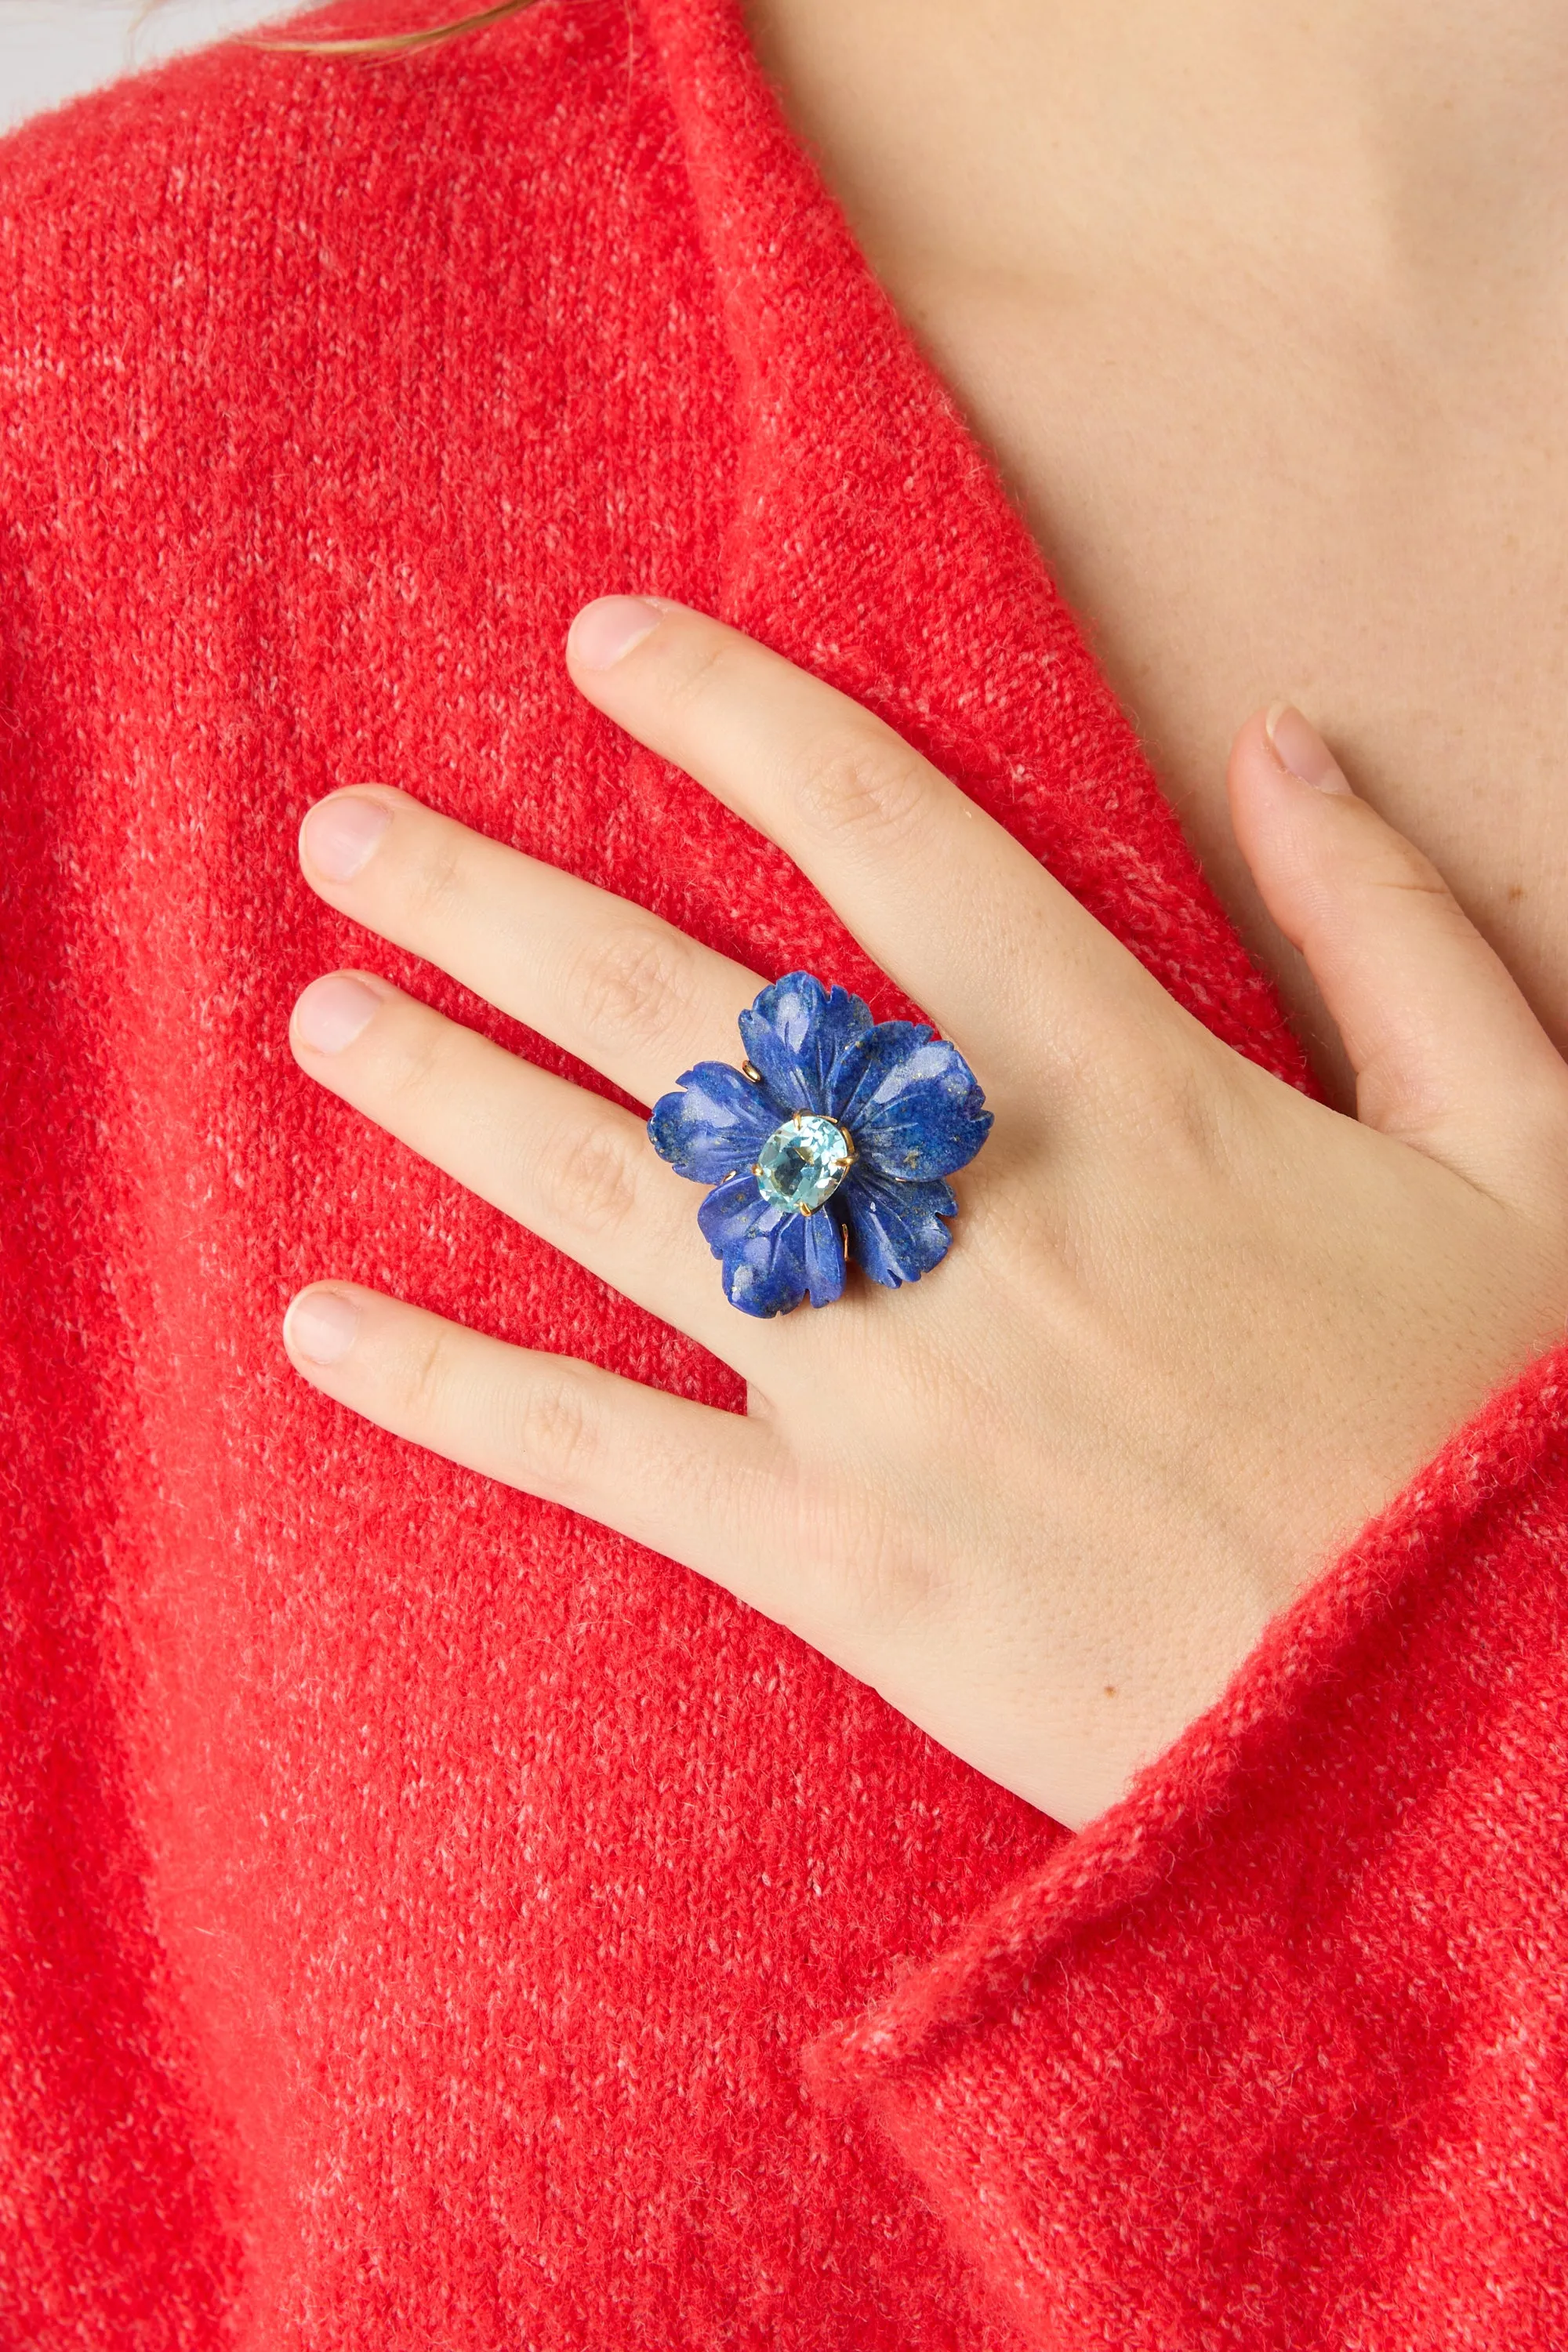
[647,972,993,1316]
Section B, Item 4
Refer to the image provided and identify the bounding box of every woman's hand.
[282,598,1568,1830]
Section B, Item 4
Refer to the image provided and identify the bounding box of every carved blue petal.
[738,971,873,1113]
[698,1173,808,1315]
[648,1062,779,1184]
[840,1167,957,1288]
[695,1170,846,1315]
[653,973,990,1314]
[829,1023,993,1182]
[696,1169,774,1252]
[801,1201,848,1307]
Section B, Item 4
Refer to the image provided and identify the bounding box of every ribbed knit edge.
[804,1334,1568,2102]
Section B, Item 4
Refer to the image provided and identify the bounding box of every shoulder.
[0,0,648,241]
[0,0,692,515]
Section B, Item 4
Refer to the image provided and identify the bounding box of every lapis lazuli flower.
[648,972,993,1317]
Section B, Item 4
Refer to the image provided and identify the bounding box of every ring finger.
[289,967,754,1356]
[298,785,766,1109]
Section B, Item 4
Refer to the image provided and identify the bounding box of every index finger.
[564,597,1160,1076]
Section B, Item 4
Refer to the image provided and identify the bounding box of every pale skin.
[743,0,1568,1102]
[284,2,1568,1831]
[284,595,1568,1831]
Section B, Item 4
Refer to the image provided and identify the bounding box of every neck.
[746,0,1568,313]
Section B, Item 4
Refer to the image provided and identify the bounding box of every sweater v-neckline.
[638,0,1312,1093]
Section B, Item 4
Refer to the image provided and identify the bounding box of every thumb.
[1227,702,1568,1199]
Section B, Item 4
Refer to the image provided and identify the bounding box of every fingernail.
[293,974,381,1053]
[1265,702,1352,795]
[567,596,662,670]
[300,794,390,882]
[285,1289,360,1366]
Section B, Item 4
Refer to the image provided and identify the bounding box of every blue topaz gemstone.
[648,972,992,1317]
[755,1113,855,1214]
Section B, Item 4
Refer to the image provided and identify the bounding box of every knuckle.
[1341,804,1454,902]
[1157,1047,1233,1173]
[374,1010,441,1108]
[399,825,467,925]
[507,1367,600,1490]
[400,1323,456,1421]
[1380,866,1453,903]
[539,1113,643,1240]
[1370,855,1455,909]
[650,629,729,716]
[788,725,931,848]
[786,1470,938,1647]
[1105,1028,1243,1185]
[852,1529,940,1644]
[570,923,692,1057]
[1078,1013,1218,1157]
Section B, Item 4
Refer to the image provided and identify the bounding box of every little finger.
[283,1281,782,1566]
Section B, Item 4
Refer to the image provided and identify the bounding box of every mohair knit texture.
[1,0,1564,2344]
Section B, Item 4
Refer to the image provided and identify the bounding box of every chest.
[886,263,1568,1101]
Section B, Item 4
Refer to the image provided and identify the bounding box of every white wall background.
[1,0,285,136]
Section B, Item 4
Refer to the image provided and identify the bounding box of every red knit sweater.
[2,1,1564,2343]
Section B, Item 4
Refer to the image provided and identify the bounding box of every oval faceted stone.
[755,1113,855,1214]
